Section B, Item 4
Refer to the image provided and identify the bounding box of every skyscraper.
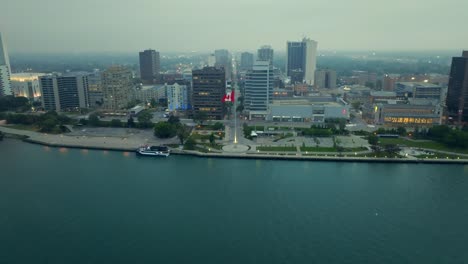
[286,38,318,85]
[0,32,12,96]
[245,61,274,120]
[139,49,160,84]
[315,69,337,89]
[214,49,232,80]
[39,73,89,111]
[192,67,225,120]
[446,51,468,124]
[101,66,133,110]
[257,45,274,64]
[240,52,254,70]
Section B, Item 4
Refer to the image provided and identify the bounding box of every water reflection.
[58,147,68,154]
[81,149,89,155]
[43,146,50,152]
[123,152,130,157]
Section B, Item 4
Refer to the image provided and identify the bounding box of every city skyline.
[1,0,468,53]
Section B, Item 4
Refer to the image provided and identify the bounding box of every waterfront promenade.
[1,125,468,164]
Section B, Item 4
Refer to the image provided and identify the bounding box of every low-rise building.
[267,99,350,123]
[374,101,442,126]
[395,82,442,100]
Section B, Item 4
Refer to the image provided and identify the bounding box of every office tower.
[39,73,89,111]
[214,49,232,80]
[245,61,274,120]
[0,32,12,96]
[286,38,318,85]
[207,54,216,67]
[240,52,254,70]
[139,49,160,84]
[11,73,44,101]
[446,51,468,124]
[192,67,225,120]
[315,69,337,89]
[101,66,133,110]
[257,45,274,64]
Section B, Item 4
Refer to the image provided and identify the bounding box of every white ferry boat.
[136,145,170,157]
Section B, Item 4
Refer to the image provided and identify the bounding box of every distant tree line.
[4,111,73,133]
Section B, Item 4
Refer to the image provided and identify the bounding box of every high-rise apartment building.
[0,32,12,96]
[314,69,337,89]
[11,73,44,101]
[101,66,133,110]
[245,61,274,120]
[166,83,189,111]
[257,45,274,64]
[139,49,160,84]
[214,49,232,80]
[39,73,89,111]
[192,67,225,120]
[240,52,254,70]
[286,38,317,85]
[446,51,468,124]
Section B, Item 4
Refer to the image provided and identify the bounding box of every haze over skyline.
[1,0,467,53]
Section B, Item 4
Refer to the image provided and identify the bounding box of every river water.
[1,139,468,263]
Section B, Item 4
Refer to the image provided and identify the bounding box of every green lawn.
[257,146,297,152]
[379,138,468,154]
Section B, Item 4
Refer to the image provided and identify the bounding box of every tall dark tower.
[139,49,160,84]
[446,51,468,125]
[192,67,226,120]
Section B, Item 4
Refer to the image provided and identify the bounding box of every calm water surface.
[1,139,468,264]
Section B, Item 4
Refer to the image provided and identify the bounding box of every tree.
[184,137,196,150]
[368,134,379,146]
[193,111,207,125]
[154,122,176,138]
[150,98,157,108]
[212,122,224,130]
[0,131,4,141]
[88,113,100,126]
[127,117,135,128]
[176,124,191,144]
[396,127,406,136]
[351,101,361,111]
[137,110,153,128]
[39,118,58,132]
[167,115,180,125]
[209,133,215,145]
[110,119,122,127]
[236,104,244,112]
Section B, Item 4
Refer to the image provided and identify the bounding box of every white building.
[0,32,12,96]
[245,61,274,120]
[303,38,318,85]
[11,73,45,101]
[166,83,189,111]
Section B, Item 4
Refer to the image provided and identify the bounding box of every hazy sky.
[1,0,467,53]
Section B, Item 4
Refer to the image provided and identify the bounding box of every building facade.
[10,73,44,101]
[395,82,442,100]
[166,83,189,111]
[101,66,133,110]
[446,51,468,124]
[245,61,274,119]
[286,38,318,85]
[0,32,12,96]
[214,49,231,80]
[192,67,225,120]
[240,52,254,71]
[374,103,442,127]
[315,69,337,89]
[257,45,274,64]
[139,49,160,84]
[39,74,89,111]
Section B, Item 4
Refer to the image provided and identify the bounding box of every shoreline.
[20,137,468,165]
[2,126,467,164]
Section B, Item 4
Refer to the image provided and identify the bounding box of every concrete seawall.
[2,126,467,165]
